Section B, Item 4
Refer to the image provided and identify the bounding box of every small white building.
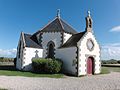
[16,11,101,76]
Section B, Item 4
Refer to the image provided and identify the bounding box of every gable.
[40,17,63,32]
[63,32,72,43]
[77,32,100,52]
[24,33,42,49]
[41,32,62,48]
[32,17,77,36]
[18,32,25,48]
[19,32,42,49]
[60,31,86,48]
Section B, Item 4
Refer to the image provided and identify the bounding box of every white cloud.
[110,26,120,32]
[101,43,120,60]
[0,48,17,58]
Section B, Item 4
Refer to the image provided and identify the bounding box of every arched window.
[47,41,55,58]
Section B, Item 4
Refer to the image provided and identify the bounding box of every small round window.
[87,39,94,51]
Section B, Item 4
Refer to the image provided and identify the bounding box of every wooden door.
[87,57,93,74]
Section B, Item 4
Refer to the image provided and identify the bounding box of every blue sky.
[0,0,120,59]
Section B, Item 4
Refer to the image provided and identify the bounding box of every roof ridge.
[21,32,26,47]
[32,16,77,36]
[73,31,86,35]
[40,17,58,31]
[33,17,58,35]
[24,32,31,34]
[60,18,77,33]
[58,18,65,31]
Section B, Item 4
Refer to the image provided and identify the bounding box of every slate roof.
[60,19,77,34]
[33,17,77,35]
[23,33,42,49]
[21,17,85,49]
[60,31,86,48]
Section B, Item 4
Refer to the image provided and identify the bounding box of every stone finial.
[85,10,93,32]
[57,9,60,18]
[87,10,91,17]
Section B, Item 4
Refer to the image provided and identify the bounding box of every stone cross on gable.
[35,50,39,54]
[88,10,91,17]
[57,9,60,18]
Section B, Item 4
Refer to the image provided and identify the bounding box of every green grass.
[0,65,119,78]
[104,67,120,72]
[101,66,120,74]
[0,64,63,78]
[0,70,63,78]
[101,67,110,74]
[0,88,7,90]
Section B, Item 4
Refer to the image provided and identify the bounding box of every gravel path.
[0,72,120,90]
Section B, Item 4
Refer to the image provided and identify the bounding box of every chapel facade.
[16,11,101,76]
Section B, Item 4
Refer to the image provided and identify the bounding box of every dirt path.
[0,72,119,90]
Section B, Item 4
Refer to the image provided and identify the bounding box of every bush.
[32,58,47,73]
[0,57,14,62]
[101,60,107,64]
[117,60,120,64]
[101,59,118,64]
[32,58,62,74]
[45,58,62,73]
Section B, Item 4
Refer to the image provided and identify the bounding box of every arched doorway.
[47,41,55,59]
[87,57,94,74]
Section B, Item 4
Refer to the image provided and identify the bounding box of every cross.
[57,9,60,18]
[35,50,39,54]
[88,10,91,17]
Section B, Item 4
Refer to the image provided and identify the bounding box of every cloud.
[110,26,120,32]
[0,48,17,58]
[101,43,120,60]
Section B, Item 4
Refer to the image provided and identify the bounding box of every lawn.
[0,65,63,78]
[101,66,120,74]
[0,65,119,78]
[0,88,7,90]
[0,66,119,77]
[0,70,63,78]
[101,67,110,74]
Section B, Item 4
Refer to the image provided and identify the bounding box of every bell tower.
[85,11,93,32]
